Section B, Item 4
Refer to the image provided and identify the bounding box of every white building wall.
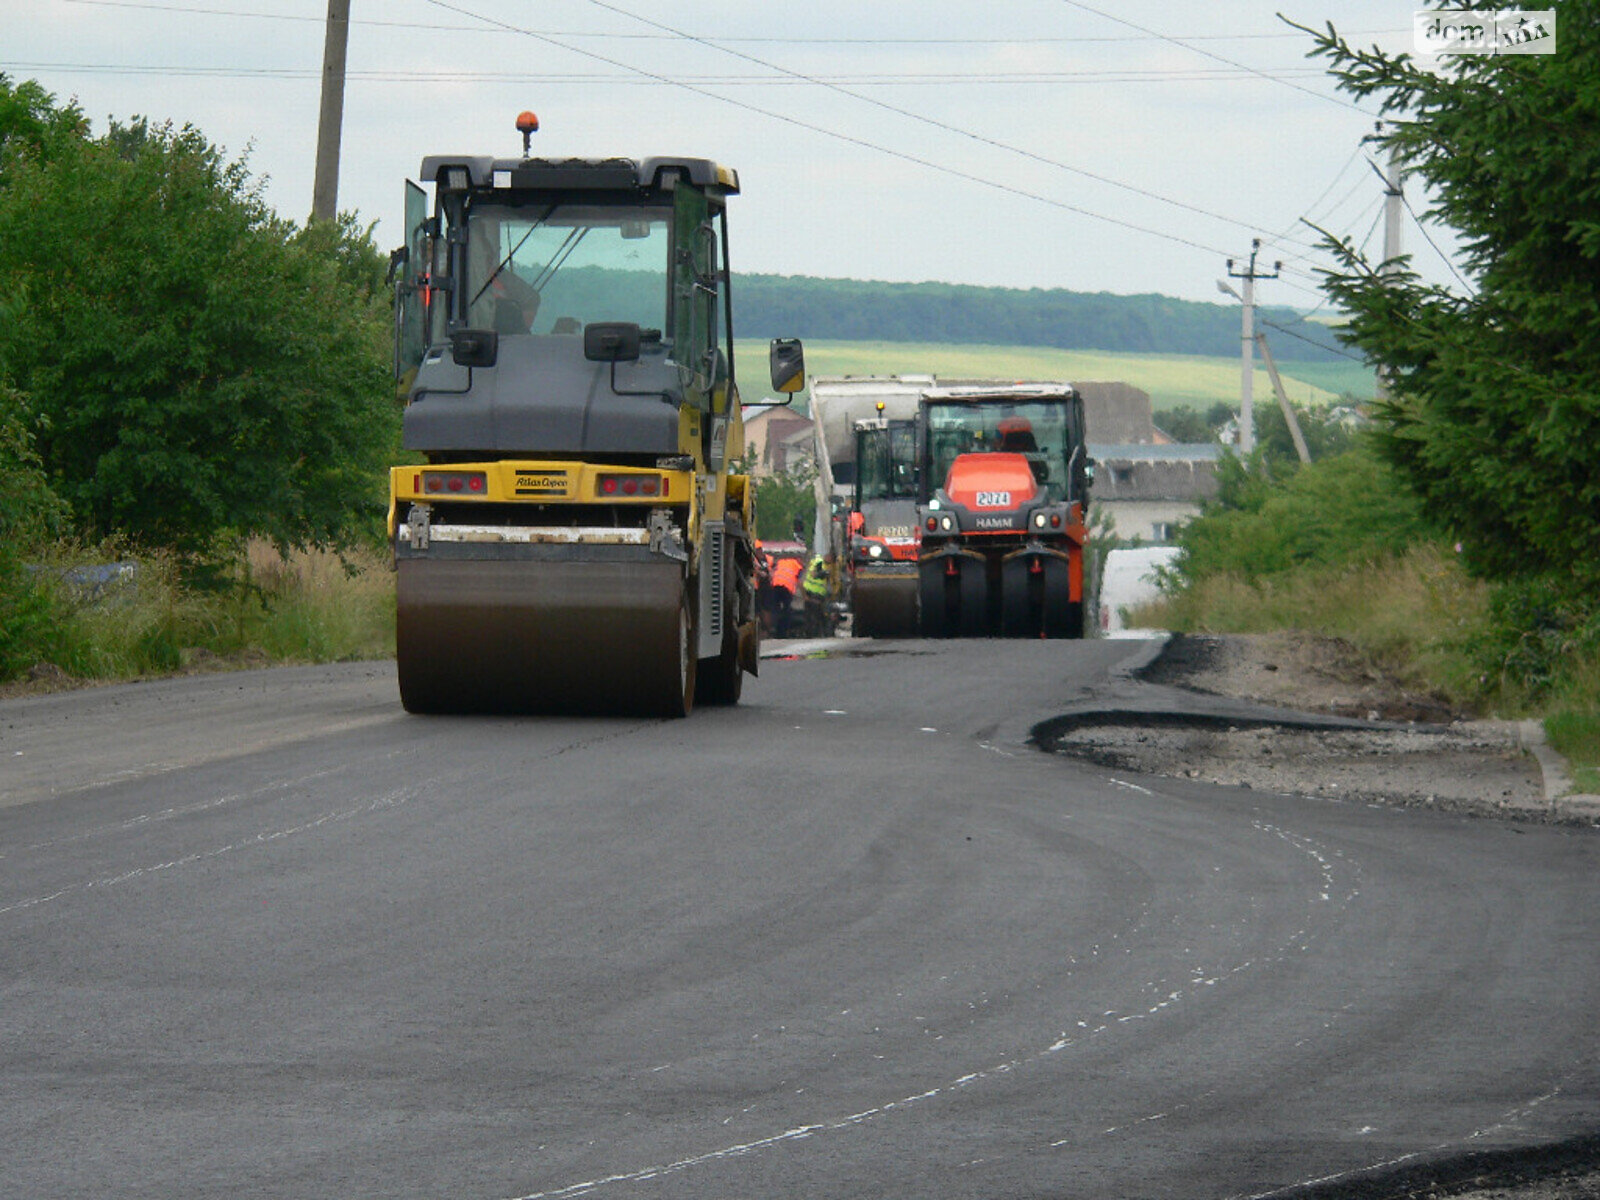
[1090,499,1198,545]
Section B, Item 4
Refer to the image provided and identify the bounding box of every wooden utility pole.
[311,0,351,223]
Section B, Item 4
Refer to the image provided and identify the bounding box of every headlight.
[940,515,954,531]
[868,543,885,559]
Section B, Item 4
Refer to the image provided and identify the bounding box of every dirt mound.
[1048,633,1554,822]
[1138,631,1466,724]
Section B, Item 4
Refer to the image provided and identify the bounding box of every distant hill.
[733,340,1378,410]
[735,274,1349,363]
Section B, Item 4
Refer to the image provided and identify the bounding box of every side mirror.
[585,321,642,363]
[450,328,498,369]
[769,337,805,394]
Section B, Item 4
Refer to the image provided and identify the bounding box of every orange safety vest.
[770,557,802,591]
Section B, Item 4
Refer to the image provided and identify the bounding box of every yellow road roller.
[388,118,804,715]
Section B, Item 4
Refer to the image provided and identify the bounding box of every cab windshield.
[924,400,1077,503]
[857,422,918,503]
[463,199,671,336]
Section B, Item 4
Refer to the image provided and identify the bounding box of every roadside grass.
[736,339,1367,411]
[1136,543,1495,707]
[1546,710,1600,794]
[239,539,396,664]
[12,539,394,688]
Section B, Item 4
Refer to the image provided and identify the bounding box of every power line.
[36,0,1383,287]
[1057,0,1374,115]
[0,59,1342,86]
[1299,145,1368,228]
[1257,140,1369,286]
[576,0,1324,256]
[61,1,1406,45]
[1270,194,1383,287]
[1400,188,1476,295]
[417,0,1239,260]
[1259,317,1363,362]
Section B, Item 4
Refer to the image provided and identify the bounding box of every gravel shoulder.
[1048,631,1597,826]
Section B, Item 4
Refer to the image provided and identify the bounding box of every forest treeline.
[734,274,1343,362]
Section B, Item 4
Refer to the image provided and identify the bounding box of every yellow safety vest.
[802,557,829,598]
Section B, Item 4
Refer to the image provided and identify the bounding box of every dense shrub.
[0,80,396,562]
[1173,443,1434,584]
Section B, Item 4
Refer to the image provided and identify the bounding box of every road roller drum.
[396,557,692,716]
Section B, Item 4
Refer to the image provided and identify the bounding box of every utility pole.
[1255,332,1312,464]
[1376,136,1404,400]
[1225,238,1280,455]
[311,0,351,224]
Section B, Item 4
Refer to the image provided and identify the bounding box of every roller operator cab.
[915,385,1092,638]
[388,129,804,715]
[847,414,920,637]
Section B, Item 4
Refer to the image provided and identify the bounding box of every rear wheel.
[665,586,698,717]
[695,612,743,706]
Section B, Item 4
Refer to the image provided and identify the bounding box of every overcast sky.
[7,0,1458,308]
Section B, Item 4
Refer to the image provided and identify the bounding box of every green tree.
[1157,401,1234,443]
[750,461,818,545]
[0,384,69,676]
[0,96,395,560]
[0,73,86,179]
[1297,11,1600,596]
[1254,400,1357,464]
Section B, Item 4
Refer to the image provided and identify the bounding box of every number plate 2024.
[975,491,1012,508]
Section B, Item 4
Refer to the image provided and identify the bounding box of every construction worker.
[754,540,773,633]
[470,221,541,333]
[769,553,803,636]
[801,554,831,636]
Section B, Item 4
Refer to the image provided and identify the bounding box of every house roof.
[1090,442,1222,463]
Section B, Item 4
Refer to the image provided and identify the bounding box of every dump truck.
[388,116,804,715]
[915,383,1091,638]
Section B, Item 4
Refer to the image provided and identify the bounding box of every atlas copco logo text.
[1414,9,1556,55]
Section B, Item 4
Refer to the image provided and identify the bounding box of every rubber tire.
[1001,558,1034,638]
[1040,558,1077,640]
[957,558,988,638]
[696,619,743,706]
[919,561,951,638]
[664,587,697,717]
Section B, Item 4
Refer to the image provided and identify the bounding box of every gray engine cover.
[404,334,682,458]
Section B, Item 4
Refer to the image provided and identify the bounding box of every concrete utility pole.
[311,0,351,224]
[1255,332,1312,464]
[1376,139,1404,400]
[1225,239,1280,455]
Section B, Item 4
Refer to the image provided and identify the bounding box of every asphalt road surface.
[3,640,1598,1200]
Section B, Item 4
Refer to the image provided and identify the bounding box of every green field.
[735,340,1376,412]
